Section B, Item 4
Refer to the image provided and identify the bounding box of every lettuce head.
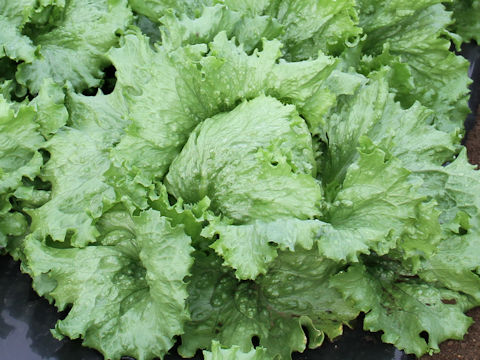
[1,0,480,359]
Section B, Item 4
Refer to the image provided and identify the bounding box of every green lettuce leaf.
[150,183,214,243]
[0,96,44,201]
[165,95,325,278]
[161,4,282,53]
[417,151,480,301]
[28,53,149,245]
[159,0,361,60]
[0,0,47,62]
[128,0,208,21]
[65,86,151,212]
[180,250,357,359]
[25,209,193,360]
[30,79,68,138]
[450,0,480,43]
[318,140,429,262]
[0,0,477,358]
[16,0,132,93]
[65,88,128,147]
[331,263,474,356]
[204,218,323,279]
[28,128,116,246]
[0,95,44,249]
[0,212,28,250]
[356,1,471,132]
[203,341,269,360]
[318,69,457,189]
[179,92,437,274]
[265,0,361,60]
[107,31,201,182]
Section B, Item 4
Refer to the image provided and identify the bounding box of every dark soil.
[466,110,480,166]
[421,111,480,360]
[421,308,480,360]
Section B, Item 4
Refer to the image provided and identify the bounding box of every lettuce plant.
[1,0,480,359]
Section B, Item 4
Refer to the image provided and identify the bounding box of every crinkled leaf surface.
[450,0,480,43]
[0,0,479,359]
[205,218,323,279]
[100,30,335,190]
[332,263,474,357]
[0,96,44,199]
[0,212,28,249]
[161,4,283,53]
[30,79,68,138]
[54,28,339,224]
[25,209,193,360]
[318,141,427,262]
[107,31,202,182]
[150,183,213,243]
[128,0,208,21]
[0,95,44,251]
[16,0,132,93]
[66,88,127,147]
[356,1,471,132]
[180,250,356,359]
[166,95,321,223]
[418,151,480,301]
[131,0,360,59]
[28,128,115,246]
[266,0,361,60]
[0,0,37,62]
[319,70,457,188]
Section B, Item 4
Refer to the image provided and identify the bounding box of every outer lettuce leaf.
[30,79,68,138]
[356,1,471,132]
[65,87,153,212]
[131,0,360,59]
[180,251,357,359]
[203,341,269,360]
[331,263,474,357]
[0,212,28,249]
[319,69,457,189]
[0,95,43,248]
[16,0,132,93]
[266,0,361,60]
[257,249,359,342]
[417,151,480,301]
[66,89,128,147]
[25,209,193,360]
[28,128,116,246]
[0,96,44,200]
[160,0,360,60]
[107,32,201,182]
[161,4,282,53]
[166,96,321,223]
[417,150,480,233]
[449,0,480,43]
[128,0,208,20]
[318,140,429,262]
[0,0,35,61]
